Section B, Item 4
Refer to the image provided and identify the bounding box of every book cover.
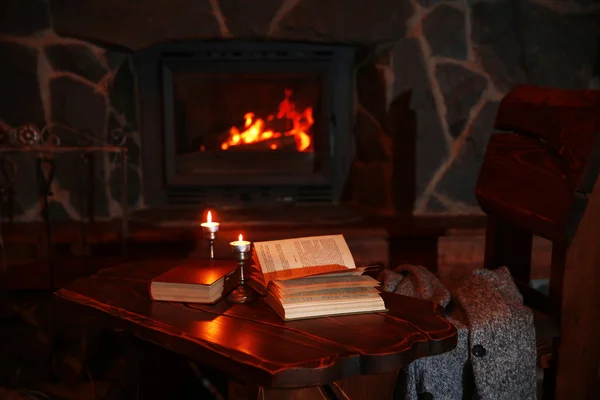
[149,259,238,303]
[151,259,237,286]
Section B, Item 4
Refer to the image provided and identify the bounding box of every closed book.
[149,260,238,304]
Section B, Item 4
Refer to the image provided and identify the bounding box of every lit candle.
[230,234,251,253]
[227,233,256,303]
[200,211,219,233]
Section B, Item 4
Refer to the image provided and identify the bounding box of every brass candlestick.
[200,211,219,259]
[227,235,256,304]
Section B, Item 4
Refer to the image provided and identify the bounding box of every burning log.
[218,89,314,152]
[223,135,298,152]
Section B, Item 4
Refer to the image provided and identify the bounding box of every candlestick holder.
[200,221,219,259]
[227,239,256,304]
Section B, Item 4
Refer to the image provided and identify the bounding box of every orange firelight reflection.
[221,89,313,152]
[188,316,259,355]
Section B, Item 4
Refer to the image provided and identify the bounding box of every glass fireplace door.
[162,60,331,187]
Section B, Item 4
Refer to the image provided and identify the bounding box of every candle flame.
[238,234,243,242]
[207,211,212,223]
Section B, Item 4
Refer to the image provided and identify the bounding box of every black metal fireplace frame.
[136,41,355,207]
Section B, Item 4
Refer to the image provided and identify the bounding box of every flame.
[238,234,243,242]
[206,210,212,223]
[221,89,313,152]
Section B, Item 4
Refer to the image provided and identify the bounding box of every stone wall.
[0,2,141,221]
[0,0,599,221]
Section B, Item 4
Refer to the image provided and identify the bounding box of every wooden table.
[54,260,457,399]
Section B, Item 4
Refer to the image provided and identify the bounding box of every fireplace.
[137,41,355,207]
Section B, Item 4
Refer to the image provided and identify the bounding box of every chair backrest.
[475,85,600,245]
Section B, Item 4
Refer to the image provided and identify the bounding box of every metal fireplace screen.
[138,42,354,207]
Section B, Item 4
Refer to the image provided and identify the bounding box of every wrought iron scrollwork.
[0,122,130,276]
[110,128,127,147]
[0,122,128,150]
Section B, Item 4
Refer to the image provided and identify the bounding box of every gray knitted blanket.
[379,265,537,400]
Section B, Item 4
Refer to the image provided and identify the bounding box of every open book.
[249,234,387,320]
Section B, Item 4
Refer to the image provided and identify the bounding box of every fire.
[206,211,212,223]
[221,89,313,152]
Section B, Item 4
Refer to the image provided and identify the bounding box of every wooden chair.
[475,85,600,400]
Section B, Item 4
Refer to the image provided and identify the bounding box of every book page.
[276,287,380,303]
[271,275,379,294]
[254,234,356,283]
[293,266,368,280]
[268,286,382,307]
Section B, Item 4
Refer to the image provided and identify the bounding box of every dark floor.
[0,290,120,400]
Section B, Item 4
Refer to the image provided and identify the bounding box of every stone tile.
[108,112,140,169]
[109,162,141,209]
[45,43,108,83]
[392,39,449,197]
[434,101,499,205]
[471,0,600,92]
[51,152,111,219]
[104,50,128,71]
[276,0,413,42]
[219,0,283,37]
[520,0,600,89]
[109,57,137,130]
[0,41,45,127]
[51,75,107,142]
[436,62,488,138]
[107,111,123,137]
[49,0,220,50]
[471,0,527,92]
[392,39,430,97]
[356,56,389,131]
[47,198,76,220]
[415,108,448,197]
[50,76,110,218]
[423,4,468,60]
[425,196,448,212]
